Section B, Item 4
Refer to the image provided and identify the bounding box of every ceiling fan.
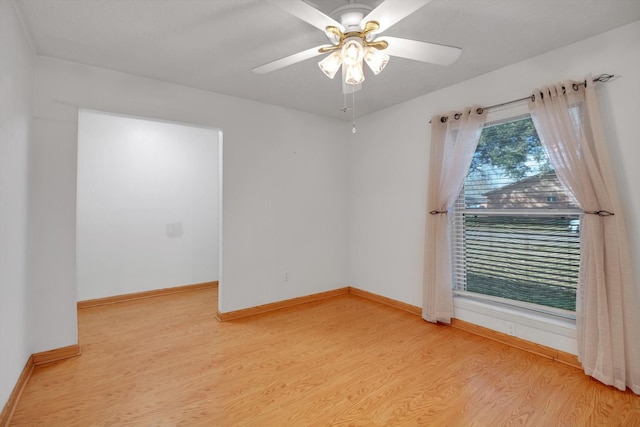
[253,0,462,94]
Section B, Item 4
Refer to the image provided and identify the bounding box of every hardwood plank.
[10,288,640,426]
[77,281,218,309]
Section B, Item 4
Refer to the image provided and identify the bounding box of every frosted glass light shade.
[341,38,364,66]
[318,51,342,79]
[364,47,390,75]
[318,37,385,86]
[344,61,365,85]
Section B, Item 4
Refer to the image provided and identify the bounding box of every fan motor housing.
[330,3,374,30]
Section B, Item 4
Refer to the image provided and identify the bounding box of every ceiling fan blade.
[267,0,344,32]
[362,0,432,33]
[383,37,462,66]
[252,45,326,74]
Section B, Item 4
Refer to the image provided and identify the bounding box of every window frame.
[451,104,580,321]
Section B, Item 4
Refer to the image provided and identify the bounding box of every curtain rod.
[483,73,614,111]
[429,74,614,124]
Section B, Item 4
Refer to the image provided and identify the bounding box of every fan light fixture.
[253,0,464,93]
[254,0,463,133]
[317,21,390,85]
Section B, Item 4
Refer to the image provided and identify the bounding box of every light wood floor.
[10,288,640,426]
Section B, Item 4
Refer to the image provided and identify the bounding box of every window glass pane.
[453,115,580,313]
[461,214,579,311]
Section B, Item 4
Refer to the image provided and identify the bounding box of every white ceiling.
[14,0,640,120]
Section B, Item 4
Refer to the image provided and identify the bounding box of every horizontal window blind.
[453,115,580,313]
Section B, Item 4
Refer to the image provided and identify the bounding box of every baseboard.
[0,343,81,427]
[348,288,581,370]
[349,287,422,316]
[0,356,33,427]
[78,281,218,309]
[217,287,350,321]
[213,284,581,368]
[33,344,81,366]
[450,318,581,369]
[3,285,581,426]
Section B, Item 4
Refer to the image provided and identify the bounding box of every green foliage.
[471,117,552,180]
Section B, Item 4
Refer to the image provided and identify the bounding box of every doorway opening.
[76,110,222,304]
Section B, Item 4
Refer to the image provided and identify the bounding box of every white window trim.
[451,101,578,355]
[453,295,577,355]
[453,290,576,320]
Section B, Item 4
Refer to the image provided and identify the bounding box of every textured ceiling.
[14,0,640,120]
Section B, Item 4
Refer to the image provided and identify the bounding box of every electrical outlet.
[283,271,289,282]
[506,322,516,336]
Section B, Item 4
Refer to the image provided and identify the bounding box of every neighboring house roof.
[483,172,560,197]
[481,171,579,209]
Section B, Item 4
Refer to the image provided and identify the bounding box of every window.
[452,114,580,315]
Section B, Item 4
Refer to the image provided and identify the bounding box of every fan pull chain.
[352,85,357,134]
[341,93,349,113]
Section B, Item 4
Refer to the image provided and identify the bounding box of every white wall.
[76,111,220,301]
[348,21,640,353]
[30,56,350,352]
[0,1,34,411]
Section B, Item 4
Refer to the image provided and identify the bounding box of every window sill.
[453,295,577,355]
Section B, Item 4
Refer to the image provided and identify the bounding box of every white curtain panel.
[423,107,487,323]
[529,75,640,394]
